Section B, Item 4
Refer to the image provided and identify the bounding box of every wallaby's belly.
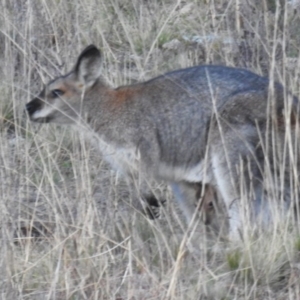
[100,143,211,182]
[99,140,212,183]
[157,161,212,183]
[89,131,211,182]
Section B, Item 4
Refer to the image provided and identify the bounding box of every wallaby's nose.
[26,99,42,115]
[25,102,34,114]
[26,101,35,115]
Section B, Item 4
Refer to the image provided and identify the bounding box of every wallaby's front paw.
[143,195,166,220]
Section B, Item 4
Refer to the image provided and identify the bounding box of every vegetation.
[1,0,300,298]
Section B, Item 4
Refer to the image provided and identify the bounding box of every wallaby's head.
[26,45,103,124]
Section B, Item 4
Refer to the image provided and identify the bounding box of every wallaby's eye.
[51,89,64,98]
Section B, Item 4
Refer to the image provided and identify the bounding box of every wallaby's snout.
[25,86,58,123]
[26,95,45,122]
[26,98,40,116]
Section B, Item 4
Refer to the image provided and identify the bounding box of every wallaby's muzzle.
[26,97,52,123]
[26,98,42,116]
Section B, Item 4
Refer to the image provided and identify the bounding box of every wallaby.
[26,45,300,239]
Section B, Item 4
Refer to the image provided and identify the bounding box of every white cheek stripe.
[32,106,54,119]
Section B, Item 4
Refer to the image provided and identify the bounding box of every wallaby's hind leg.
[212,157,242,239]
[211,146,265,240]
[170,182,200,224]
[195,183,216,225]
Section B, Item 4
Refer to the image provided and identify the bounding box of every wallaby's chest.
[92,135,141,175]
[79,128,140,175]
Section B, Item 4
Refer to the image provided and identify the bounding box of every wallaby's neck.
[81,79,142,145]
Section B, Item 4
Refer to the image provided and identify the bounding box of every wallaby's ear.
[74,45,102,87]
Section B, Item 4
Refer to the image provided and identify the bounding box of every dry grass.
[1,0,300,299]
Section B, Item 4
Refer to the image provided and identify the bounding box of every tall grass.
[1,0,300,298]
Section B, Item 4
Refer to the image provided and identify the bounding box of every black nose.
[25,102,34,114]
[26,98,42,115]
